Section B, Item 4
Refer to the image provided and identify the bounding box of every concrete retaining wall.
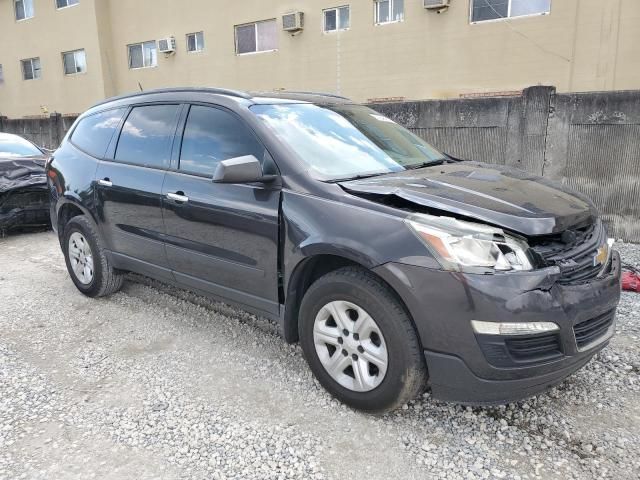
[0,114,78,151]
[370,86,640,242]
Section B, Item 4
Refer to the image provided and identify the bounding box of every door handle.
[167,192,189,203]
[98,178,112,187]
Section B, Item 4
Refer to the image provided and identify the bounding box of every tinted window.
[71,108,126,158]
[179,106,264,176]
[115,105,180,168]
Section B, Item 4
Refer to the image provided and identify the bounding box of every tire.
[62,215,124,297]
[299,266,427,413]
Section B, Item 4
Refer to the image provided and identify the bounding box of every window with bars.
[21,58,41,80]
[471,0,551,22]
[128,41,157,69]
[374,0,404,24]
[324,6,350,32]
[235,19,277,55]
[62,49,86,75]
[56,0,79,9]
[187,32,205,53]
[15,0,34,20]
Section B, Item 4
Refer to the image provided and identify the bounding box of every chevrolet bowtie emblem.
[594,244,609,266]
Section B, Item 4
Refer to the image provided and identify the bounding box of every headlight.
[405,214,533,273]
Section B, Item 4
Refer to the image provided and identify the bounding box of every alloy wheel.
[313,300,388,392]
[68,232,94,285]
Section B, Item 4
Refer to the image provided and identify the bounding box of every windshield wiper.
[404,159,445,170]
[329,171,390,183]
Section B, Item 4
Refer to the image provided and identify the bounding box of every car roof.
[89,87,354,110]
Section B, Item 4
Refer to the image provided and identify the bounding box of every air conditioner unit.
[423,0,450,9]
[282,12,304,32]
[157,36,176,53]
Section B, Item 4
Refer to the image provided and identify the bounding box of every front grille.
[0,187,50,231]
[505,333,563,362]
[0,189,48,210]
[529,220,608,285]
[574,310,615,349]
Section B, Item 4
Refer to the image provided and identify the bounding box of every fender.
[54,193,100,234]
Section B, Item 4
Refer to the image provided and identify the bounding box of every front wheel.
[299,267,427,413]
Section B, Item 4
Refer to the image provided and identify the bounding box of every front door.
[95,103,182,280]
[162,105,281,315]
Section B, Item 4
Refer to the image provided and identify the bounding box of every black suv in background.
[47,88,621,412]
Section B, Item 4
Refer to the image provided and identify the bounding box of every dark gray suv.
[47,88,621,412]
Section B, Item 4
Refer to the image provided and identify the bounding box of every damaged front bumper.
[373,250,622,405]
[0,185,50,233]
[0,158,50,233]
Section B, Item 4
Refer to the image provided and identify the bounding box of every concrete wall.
[1,0,640,118]
[371,86,640,242]
[0,113,77,150]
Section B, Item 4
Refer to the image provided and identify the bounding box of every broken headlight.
[405,214,534,273]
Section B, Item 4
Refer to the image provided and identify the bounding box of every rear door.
[162,104,281,315]
[95,103,182,280]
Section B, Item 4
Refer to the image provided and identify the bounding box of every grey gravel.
[1,231,639,480]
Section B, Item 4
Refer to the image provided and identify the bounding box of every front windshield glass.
[250,103,445,180]
[0,135,42,157]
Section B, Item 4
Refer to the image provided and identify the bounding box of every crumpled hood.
[0,156,47,194]
[339,161,597,236]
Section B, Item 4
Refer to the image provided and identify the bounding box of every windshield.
[250,103,445,180]
[0,135,42,157]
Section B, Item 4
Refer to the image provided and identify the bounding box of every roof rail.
[90,87,252,108]
[276,90,352,100]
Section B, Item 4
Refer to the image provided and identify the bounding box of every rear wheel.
[299,267,427,413]
[62,216,123,297]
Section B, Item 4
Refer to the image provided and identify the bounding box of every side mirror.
[212,155,274,184]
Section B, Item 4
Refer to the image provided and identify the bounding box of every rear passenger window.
[115,104,180,169]
[179,105,264,176]
[71,108,126,158]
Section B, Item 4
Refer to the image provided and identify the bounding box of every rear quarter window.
[71,108,126,158]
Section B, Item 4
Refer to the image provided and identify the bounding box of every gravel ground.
[0,231,638,480]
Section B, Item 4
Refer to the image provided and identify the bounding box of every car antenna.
[138,82,144,92]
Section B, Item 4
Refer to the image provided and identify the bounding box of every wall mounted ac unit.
[423,0,450,9]
[282,12,304,32]
[158,37,176,53]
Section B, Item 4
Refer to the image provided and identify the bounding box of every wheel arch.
[55,198,97,245]
[282,253,420,348]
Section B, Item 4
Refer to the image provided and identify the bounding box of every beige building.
[0,0,639,118]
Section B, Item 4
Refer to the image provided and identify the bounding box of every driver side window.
[179,105,265,176]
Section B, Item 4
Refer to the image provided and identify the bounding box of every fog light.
[471,320,560,336]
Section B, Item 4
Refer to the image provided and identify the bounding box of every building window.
[374,0,403,24]
[56,0,79,9]
[471,0,551,23]
[128,41,157,69]
[186,32,205,53]
[62,49,86,75]
[15,0,35,20]
[324,6,350,32]
[21,58,41,80]
[235,19,277,55]
[0,65,4,84]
